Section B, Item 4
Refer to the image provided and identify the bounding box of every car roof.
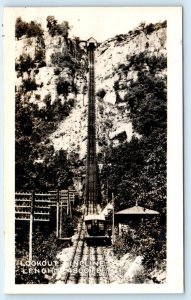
[84,214,105,222]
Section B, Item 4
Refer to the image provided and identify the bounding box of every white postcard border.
[3,7,183,294]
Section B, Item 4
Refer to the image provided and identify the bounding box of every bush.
[35,49,45,63]
[15,227,61,284]
[113,217,166,278]
[15,209,82,283]
[22,78,37,92]
[145,23,155,35]
[15,54,35,74]
[96,88,106,99]
[51,52,75,71]
[43,93,51,107]
[54,67,61,75]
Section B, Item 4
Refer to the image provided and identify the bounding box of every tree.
[15,17,27,39]
[99,51,167,214]
[15,54,35,74]
[58,21,70,37]
[46,16,70,37]
[15,17,43,39]
[46,16,57,36]
[26,21,43,38]
[56,79,70,97]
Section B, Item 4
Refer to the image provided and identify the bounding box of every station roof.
[115,205,159,215]
[87,37,97,48]
[87,37,97,43]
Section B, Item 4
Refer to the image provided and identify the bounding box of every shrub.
[145,23,155,35]
[15,54,35,74]
[54,68,61,75]
[43,93,51,107]
[113,80,119,91]
[96,88,106,99]
[35,49,45,63]
[51,52,75,71]
[56,80,70,96]
[22,78,37,92]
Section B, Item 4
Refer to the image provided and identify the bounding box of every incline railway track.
[63,39,110,284]
[63,218,110,284]
[86,39,97,215]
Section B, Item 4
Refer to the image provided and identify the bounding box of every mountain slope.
[15,19,167,211]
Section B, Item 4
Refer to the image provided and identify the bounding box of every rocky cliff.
[15,19,167,204]
[48,21,167,161]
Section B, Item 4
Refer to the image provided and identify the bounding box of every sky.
[14,7,169,42]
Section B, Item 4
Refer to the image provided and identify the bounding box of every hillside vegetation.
[15,17,167,212]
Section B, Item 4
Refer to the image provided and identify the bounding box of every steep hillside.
[15,19,167,214]
[15,18,167,284]
[94,21,167,211]
[95,21,166,146]
[15,17,88,191]
[49,21,167,163]
[15,21,88,109]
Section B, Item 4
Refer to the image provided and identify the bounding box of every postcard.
[3,7,183,293]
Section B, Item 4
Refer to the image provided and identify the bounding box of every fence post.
[56,189,59,238]
[29,191,35,261]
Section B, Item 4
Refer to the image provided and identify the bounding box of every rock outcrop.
[15,19,167,182]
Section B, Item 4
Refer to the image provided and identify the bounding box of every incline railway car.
[84,214,111,246]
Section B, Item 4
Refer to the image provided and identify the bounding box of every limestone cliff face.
[95,21,167,152]
[15,21,167,171]
[48,21,167,165]
[15,33,88,108]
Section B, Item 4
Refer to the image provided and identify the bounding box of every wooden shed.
[115,205,159,235]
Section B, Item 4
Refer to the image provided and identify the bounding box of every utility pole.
[29,191,35,261]
[67,189,69,215]
[112,192,115,244]
[56,189,59,238]
[59,198,63,238]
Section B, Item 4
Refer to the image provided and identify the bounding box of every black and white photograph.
[4,7,183,294]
